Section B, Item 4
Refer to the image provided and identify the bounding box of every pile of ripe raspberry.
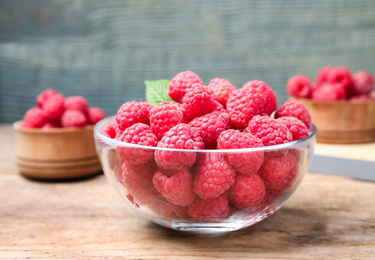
[22,88,106,128]
[103,71,313,222]
[287,66,374,102]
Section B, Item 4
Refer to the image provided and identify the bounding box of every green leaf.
[145,79,172,106]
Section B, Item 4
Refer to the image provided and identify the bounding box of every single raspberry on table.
[22,107,46,128]
[101,121,121,139]
[43,93,65,122]
[315,65,334,87]
[65,96,89,115]
[188,194,230,222]
[350,70,374,97]
[36,88,58,108]
[277,116,309,141]
[226,87,265,130]
[153,167,195,206]
[60,110,86,127]
[228,172,266,209]
[117,123,158,165]
[182,84,222,122]
[88,107,105,125]
[194,153,236,199]
[259,152,298,192]
[245,115,293,146]
[285,75,313,99]
[149,101,185,140]
[168,70,204,103]
[326,66,353,91]
[242,80,277,115]
[207,78,236,107]
[116,101,152,131]
[275,99,312,129]
[155,123,204,171]
[217,129,264,175]
[188,111,229,149]
[311,83,347,102]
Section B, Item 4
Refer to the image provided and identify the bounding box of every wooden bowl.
[13,121,102,180]
[294,97,375,144]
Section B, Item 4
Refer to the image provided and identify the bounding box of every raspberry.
[155,123,204,171]
[36,88,58,108]
[43,93,65,122]
[101,121,121,139]
[275,99,312,129]
[315,65,334,87]
[60,110,86,127]
[285,75,313,99]
[88,107,105,125]
[226,87,265,130]
[116,101,152,131]
[194,153,235,199]
[259,152,298,192]
[188,194,230,222]
[326,66,353,91]
[242,80,277,115]
[151,199,190,220]
[149,101,185,140]
[312,83,347,101]
[228,173,266,209]
[168,71,204,102]
[121,161,161,206]
[64,96,89,115]
[245,115,293,146]
[245,190,281,214]
[207,78,236,107]
[153,168,195,206]
[117,123,158,165]
[188,111,229,149]
[217,129,264,175]
[182,84,222,122]
[277,116,309,141]
[22,107,46,128]
[350,70,374,97]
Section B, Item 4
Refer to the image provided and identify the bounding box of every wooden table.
[1,124,374,259]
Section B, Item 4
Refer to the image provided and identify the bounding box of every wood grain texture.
[1,124,374,259]
[1,0,375,123]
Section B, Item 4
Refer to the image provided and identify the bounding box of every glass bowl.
[94,116,316,234]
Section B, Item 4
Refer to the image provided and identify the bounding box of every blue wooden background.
[1,0,375,123]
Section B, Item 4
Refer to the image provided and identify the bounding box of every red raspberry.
[100,121,121,139]
[259,152,298,192]
[151,199,191,219]
[22,107,46,128]
[350,95,371,102]
[194,153,236,199]
[88,107,105,125]
[65,96,89,115]
[153,168,195,206]
[245,115,293,146]
[226,87,265,130]
[285,75,313,99]
[182,84,222,122]
[61,110,86,127]
[155,123,204,171]
[188,111,229,149]
[217,129,264,175]
[116,101,152,131]
[326,66,353,91]
[315,65,334,87]
[242,80,277,115]
[149,101,185,140]
[350,70,374,97]
[168,71,204,102]
[43,93,65,122]
[277,116,309,141]
[207,78,236,107]
[117,123,158,165]
[275,99,312,129]
[228,173,266,209]
[36,88,58,108]
[121,161,162,206]
[188,194,230,222]
[312,83,347,101]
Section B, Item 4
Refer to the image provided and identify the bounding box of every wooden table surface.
[1,124,374,259]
